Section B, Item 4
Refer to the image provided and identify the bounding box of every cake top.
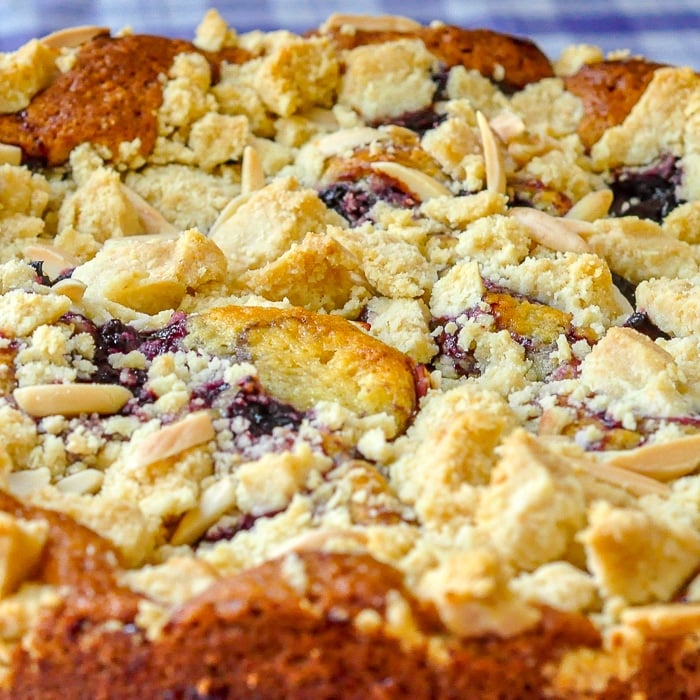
[0,10,700,697]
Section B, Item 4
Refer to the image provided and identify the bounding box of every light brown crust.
[563,59,663,149]
[320,24,554,92]
[0,34,251,165]
[2,511,697,700]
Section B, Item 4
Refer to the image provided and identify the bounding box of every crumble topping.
[1,11,700,694]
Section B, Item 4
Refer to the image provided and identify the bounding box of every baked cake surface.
[0,10,700,698]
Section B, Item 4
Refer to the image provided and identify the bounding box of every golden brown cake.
[0,10,699,698]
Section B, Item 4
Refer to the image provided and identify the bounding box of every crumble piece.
[210,177,344,275]
[255,36,339,117]
[591,67,699,169]
[578,326,692,419]
[475,430,587,571]
[72,229,227,314]
[635,277,700,337]
[57,167,143,243]
[239,231,365,311]
[0,513,48,597]
[363,297,437,364]
[580,500,700,605]
[338,39,437,121]
[0,40,57,113]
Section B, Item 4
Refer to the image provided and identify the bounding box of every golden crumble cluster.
[0,9,699,699]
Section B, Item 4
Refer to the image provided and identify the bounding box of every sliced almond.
[476,111,507,196]
[50,278,86,303]
[13,383,133,418]
[271,528,368,558]
[128,411,215,471]
[370,161,451,200]
[0,143,22,166]
[621,603,700,638]
[170,476,237,546]
[24,243,78,280]
[572,457,671,498]
[120,184,178,235]
[320,13,422,33]
[40,25,109,49]
[565,189,614,222]
[510,207,591,254]
[208,192,253,236]
[6,468,52,497]
[603,433,700,481]
[313,126,386,157]
[488,111,526,143]
[56,468,104,495]
[241,145,265,195]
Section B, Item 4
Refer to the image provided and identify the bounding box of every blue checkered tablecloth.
[1,0,698,68]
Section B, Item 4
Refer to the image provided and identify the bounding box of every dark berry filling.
[510,177,573,217]
[611,271,637,308]
[429,281,595,382]
[61,312,187,391]
[623,310,670,341]
[430,317,480,380]
[28,260,75,286]
[372,107,446,136]
[318,173,418,226]
[220,376,305,439]
[609,154,684,222]
[202,509,283,543]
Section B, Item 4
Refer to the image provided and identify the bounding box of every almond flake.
[51,278,86,303]
[603,433,700,481]
[56,468,104,495]
[488,112,526,143]
[320,13,422,33]
[208,192,252,236]
[314,126,386,157]
[170,476,237,546]
[6,468,52,497]
[13,383,133,418]
[621,603,700,638]
[370,161,451,200]
[271,529,368,558]
[120,184,178,235]
[128,410,215,471]
[40,25,109,49]
[24,243,78,280]
[476,111,507,195]
[241,145,265,195]
[565,189,614,222]
[510,207,591,254]
[0,143,22,166]
[573,457,671,498]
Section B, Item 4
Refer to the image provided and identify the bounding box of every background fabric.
[1,0,698,68]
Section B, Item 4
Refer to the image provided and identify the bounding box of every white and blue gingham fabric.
[1,0,698,68]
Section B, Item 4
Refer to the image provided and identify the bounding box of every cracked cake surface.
[0,9,700,699]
